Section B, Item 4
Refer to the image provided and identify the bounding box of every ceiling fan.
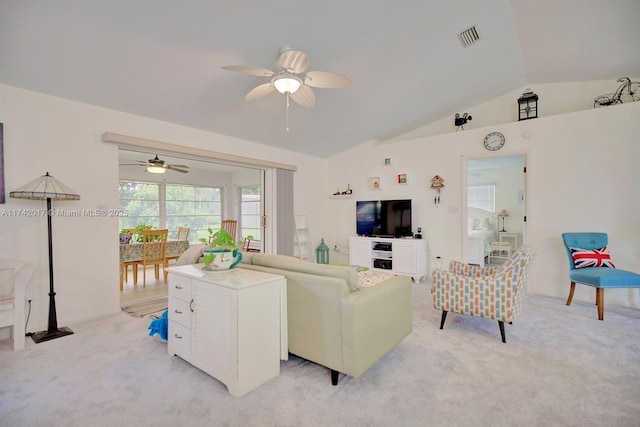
[119,155,189,174]
[221,48,352,109]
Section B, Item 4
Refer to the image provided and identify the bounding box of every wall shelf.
[330,194,354,199]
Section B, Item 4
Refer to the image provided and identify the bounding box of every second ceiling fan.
[221,48,351,109]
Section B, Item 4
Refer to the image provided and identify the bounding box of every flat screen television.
[356,199,412,237]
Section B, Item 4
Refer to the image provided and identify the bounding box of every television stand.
[349,236,427,282]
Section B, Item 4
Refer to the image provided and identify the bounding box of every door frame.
[461,153,528,263]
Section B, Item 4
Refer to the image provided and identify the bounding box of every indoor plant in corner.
[198,228,243,271]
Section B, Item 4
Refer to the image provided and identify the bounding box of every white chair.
[0,260,34,351]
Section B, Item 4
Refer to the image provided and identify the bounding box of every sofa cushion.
[251,254,360,292]
[357,269,394,288]
[175,244,205,266]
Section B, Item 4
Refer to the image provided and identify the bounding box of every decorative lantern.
[518,89,538,121]
[316,238,330,264]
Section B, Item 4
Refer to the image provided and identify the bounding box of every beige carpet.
[2,284,640,426]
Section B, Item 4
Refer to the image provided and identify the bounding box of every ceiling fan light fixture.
[272,75,302,94]
[147,165,166,174]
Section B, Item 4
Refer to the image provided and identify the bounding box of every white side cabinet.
[349,236,427,282]
[167,265,287,397]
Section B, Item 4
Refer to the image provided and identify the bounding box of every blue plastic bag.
[148,310,168,341]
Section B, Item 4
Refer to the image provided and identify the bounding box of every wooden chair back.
[141,229,168,262]
[177,227,190,240]
[221,220,238,241]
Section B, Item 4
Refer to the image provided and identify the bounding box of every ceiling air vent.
[458,26,480,48]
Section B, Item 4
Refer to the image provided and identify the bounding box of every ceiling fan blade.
[221,65,275,77]
[166,165,189,173]
[119,163,147,167]
[278,50,309,74]
[305,70,352,88]
[290,85,316,108]
[245,83,275,102]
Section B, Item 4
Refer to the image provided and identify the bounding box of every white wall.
[2,80,639,333]
[325,101,640,309]
[0,84,326,330]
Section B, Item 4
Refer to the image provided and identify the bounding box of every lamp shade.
[146,165,166,174]
[499,209,508,216]
[10,172,80,201]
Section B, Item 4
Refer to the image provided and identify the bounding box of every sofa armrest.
[341,275,412,377]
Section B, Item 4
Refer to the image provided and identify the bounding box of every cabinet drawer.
[168,320,191,357]
[169,275,192,301]
[168,297,192,327]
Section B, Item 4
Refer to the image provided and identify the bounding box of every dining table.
[119,239,190,290]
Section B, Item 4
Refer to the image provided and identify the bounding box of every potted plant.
[198,228,243,271]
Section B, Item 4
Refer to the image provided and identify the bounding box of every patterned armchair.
[432,246,536,343]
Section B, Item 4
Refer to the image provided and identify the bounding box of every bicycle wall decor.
[593,77,640,108]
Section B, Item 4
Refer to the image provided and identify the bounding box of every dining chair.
[243,236,260,252]
[221,220,238,241]
[177,227,190,240]
[562,232,640,320]
[120,228,138,285]
[134,229,169,287]
[166,227,191,266]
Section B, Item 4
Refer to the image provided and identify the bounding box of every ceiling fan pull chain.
[285,92,291,132]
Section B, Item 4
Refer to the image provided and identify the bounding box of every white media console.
[349,236,427,282]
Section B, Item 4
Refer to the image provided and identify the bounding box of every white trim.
[103,132,297,171]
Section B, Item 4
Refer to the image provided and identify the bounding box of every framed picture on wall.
[0,123,4,204]
[369,177,381,190]
[397,173,407,184]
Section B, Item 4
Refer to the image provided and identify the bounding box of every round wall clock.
[484,132,505,151]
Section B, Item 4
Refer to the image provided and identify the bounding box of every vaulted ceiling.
[1,1,638,158]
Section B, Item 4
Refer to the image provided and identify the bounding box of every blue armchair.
[561,232,640,320]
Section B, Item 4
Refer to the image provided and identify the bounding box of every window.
[166,184,221,243]
[119,181,160,229]
[240,186,261,241]
[468,184,496,212]
[119,180,221,244]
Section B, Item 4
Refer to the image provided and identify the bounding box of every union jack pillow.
[570,246,616,269]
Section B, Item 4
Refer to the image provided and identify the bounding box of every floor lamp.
[10,172,80,343]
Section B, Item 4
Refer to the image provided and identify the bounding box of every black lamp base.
[31,327,74,344]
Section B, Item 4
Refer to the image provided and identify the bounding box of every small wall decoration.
[369,177,380,190]
[397,174,407,184]
[454,112,472,130]
[593,77,640,108]
[332,184,353,196]
[384,158,391,166]
[517,89,538,121]
[430,174,445,206]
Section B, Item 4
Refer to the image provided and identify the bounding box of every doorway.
[464,154,526,266]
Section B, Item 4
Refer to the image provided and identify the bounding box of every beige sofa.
[237,253,413,385]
